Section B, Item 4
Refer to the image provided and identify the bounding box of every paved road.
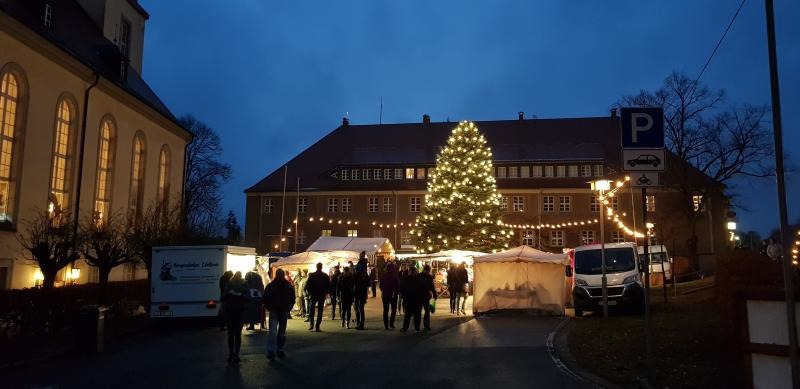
[3,297,582,389]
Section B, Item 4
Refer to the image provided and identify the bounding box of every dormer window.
[119,19,131,58]
[43,4,53,29]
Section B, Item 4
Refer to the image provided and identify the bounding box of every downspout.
[72,73,100,240]
[181,139,190,233]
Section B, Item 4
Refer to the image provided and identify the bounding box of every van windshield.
[575,248,637,275]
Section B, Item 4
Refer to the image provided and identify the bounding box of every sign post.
[621,107,665,382]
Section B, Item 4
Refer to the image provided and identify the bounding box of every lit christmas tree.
[414,121,512,253]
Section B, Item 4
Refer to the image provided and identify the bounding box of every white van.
[637,244,672,281]
[569,242,645,317]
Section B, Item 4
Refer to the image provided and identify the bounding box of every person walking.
[330,266,341,320]
[222,271,248,363]
[397,263,409,315]
[218,270,233,330]
[294,269,307,319]
[244,270,265,330]
[304,263,331,332]
[446,264,458,315]
[262,268,295,360]
[369,265,378,298]
[338,267,355,328]
[457,262,469,315]
[400,267,422,333]
[419,264,437,331]
[353,262,371,330]
[380,262,400,330]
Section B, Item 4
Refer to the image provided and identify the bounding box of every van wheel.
[574,308,584,318]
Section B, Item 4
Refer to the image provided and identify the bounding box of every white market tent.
[270,250,357,273]
[426,249,487,264]
[473,245,569,315]
[307,237,395,259]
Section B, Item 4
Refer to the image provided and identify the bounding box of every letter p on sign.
[621,108,664,149]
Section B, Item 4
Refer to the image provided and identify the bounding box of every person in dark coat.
[401,267,423,333]
[369,265,378,298]
[218,271,234,330]
[330,266,341,320]
[262,268,295,360]
[304,263,331,332]
[419,264,438,331]
[338,267,355,328]
[244,270,265,330]
[353,262,371,330]
[222,271,248,362]
[446,264,458,314]
[397,263,410,315]
[380,262,400,329]
[457,262,469,315]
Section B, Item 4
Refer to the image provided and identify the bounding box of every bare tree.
[619,71,773,266]
[179,115,232,238]
[79,212,135,303]
[17,209,79,289]
[128,199,182,278]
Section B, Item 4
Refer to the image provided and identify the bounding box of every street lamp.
[590,179,611,318]
[727,221,737,249]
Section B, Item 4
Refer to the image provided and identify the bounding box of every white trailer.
[150,245,259,318]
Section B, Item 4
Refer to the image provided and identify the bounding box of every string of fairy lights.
[792,229,799,266]
[287,175,647,239]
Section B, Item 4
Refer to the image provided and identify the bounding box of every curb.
[547,318,622,389]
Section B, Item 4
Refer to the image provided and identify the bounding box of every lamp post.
[591,179,611,318]
[727,221,737,250]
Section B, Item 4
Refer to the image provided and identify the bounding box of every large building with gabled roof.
[245,112,729,267]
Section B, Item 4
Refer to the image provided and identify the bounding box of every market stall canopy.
[272,251,329,267]
[307,237,394,257]
[475,246,568,265]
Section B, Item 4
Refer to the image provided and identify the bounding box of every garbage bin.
[76,305,107,354]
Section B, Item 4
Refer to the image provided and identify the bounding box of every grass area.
[567,276,739,388]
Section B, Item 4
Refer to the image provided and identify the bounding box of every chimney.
[518,111,524,121]
[342,117,349,126]
[610,108,617,118]
[422,114,430,125]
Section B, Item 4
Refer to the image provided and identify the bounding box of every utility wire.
[694,0,747,85]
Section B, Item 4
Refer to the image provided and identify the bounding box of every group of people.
[217,252,471,363]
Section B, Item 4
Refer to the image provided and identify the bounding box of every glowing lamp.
[590,180,611,191]
[726,222,737,231]
[33,269,44,281]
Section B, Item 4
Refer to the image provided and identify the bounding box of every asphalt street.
[2,296,582,389]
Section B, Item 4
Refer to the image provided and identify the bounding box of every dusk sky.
[139,0,799,236]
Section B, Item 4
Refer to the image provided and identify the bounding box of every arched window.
[93,118,115,223]
[0,68,25,224]
[48,98,76,224]
[129,132,146,219]
[157,145,170,207]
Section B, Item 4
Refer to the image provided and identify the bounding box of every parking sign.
[621,108,664,149]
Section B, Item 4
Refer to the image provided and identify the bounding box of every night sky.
[139,0,799,236]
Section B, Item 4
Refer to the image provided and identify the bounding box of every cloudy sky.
[139,0,799,236]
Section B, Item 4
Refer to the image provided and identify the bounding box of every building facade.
[0,0,192,288]
[245,114,728,266]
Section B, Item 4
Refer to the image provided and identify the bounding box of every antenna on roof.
[379,96,383,126]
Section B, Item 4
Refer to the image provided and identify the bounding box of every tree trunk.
[42,270,57,289]
[98,266,112,305]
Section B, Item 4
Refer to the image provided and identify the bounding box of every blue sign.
[621,107,664,149]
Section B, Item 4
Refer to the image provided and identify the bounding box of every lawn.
[567,277,740,388]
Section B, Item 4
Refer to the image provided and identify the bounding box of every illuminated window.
[513,196,524,212]
[520,166,530,178]
[542,196,554,212]
[341,198,352,213]
[394,168,403,179]
[580,165,592,177]
[129,132,146,219]
[646,195,656,212]
[556,166,566,177]
[611,230,625,243]
[692,195,705,212]
[559,196,571,212]
[590,196,600,213]
[363,169,371,180]
[544,166,554,177]
[550,230,564,247]
[373,229,385,238]
[405,168,414,179]
[352,169,361,180]
[580,230,595,245]
[400,229,412,245]
[321,229,332,237]
[409,197,421,212]
[368,197,379,213]
[297,198,308,213]
[499,196,508,212]
[0,71,22,224]
[532,166,542,177]
[568,166,578,177]
[382,197,392,213]
[157,145,170,207]
[416,168,425,179]
[347,229,358,237]
[522,230,535,246]
[496,167,507,178]
[508,166,518,178]
[94,119,115,223]
[263,198,273,213]
[593,165,603,177]
[327,198,337,213]
[341,169,349,181]
[49,99,75,225]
